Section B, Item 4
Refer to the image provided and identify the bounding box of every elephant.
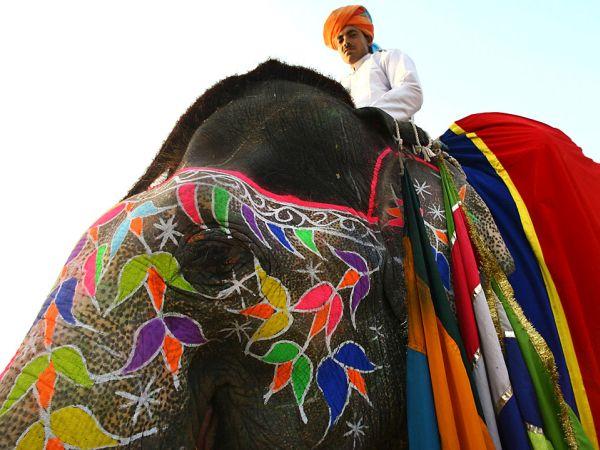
[0,60,514,449]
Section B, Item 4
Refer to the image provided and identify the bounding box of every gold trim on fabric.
[462,205,577,449]
[496,386,513,415]
[450,125,597,448]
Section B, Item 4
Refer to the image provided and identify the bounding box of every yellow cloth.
[323,5,374,49]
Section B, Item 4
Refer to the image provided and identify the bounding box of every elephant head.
[0,60,511,449]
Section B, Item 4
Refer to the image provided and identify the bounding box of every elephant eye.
[175,229,257,291]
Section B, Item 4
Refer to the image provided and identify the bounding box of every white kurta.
[342,49,423,122]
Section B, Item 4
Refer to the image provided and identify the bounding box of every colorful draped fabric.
[440,113,600,448]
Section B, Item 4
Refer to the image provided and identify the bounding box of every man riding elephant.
[323,5,423,123]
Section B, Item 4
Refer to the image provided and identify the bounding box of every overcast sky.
[0,0,598,369]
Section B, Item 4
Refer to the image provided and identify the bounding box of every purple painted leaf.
[122,318,166,373]
[350,275,370,313]
[55,278,78,325]
[65,234,87,264]
[333,249,368,273]
[333,341,377,372]
[35,287,58,323]
[241,204,266,244]
[316,357,349,427]
[163,314,206,346]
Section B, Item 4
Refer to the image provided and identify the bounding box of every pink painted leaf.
[293,282,335,312]
[91,203,126,227]
[163,314,206,346]
[177,183,203,225]
[122,318,166,374]
[333,249,368,273]
[326,294,343,339]
[82,249,98,297]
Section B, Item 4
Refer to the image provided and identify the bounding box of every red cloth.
[455,112,600,431]
[323,5,374,49]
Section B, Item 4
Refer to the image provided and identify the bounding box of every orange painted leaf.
[309,303,331,338]
[36,362,56,409]
[147,267,166,312]
[435,229,449,245]
[386,207,401,218]
[129,217,143,236]
[337,269,360,289]
[459,185,467,202]
[272,361,293,392]
[44,302,59,347]
[239,303,275,319]
[347,368,367,397]
[46,437,65,450]
[162,334,183,374]
[88,226,99,243]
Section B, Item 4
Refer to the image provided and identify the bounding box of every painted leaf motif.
[146,267,166,312]
[212,186,230,230]
[162,334,183,375]
[36,362,56,409]
[326,294,343,338]
[267,223,298,255]
[433,247,451,291]
[95,244,107,286]
[241,204,266,244]
[45,437,64,450]
[333,342,377,372]
[16,420,45,450]
[261,341,300,364]
[272,361,293,392]
[350,275,370,313]
[148,253,197,293]
[114,255,150,306]
[110,218,131,258]
[337,268,360,289]
[129,217,143,236]
[292,355,312,406]
[293,282,334,312]
[347,368,368,399]
[294,229,319,255]
[309,303,330,338]
[163,314,206,345]
[50,406,118,448]
[0,355,50,416]
[91,202,126,227]
[316,357,349,427]
[130,201,160,219]
[177,183,203,224]
[333,248,368,273]
[51,346,94,387]
[239,303,275,319]
[250,311,291,342]
[55,277,78,325]
[83,249,98,297]
[256,266,289,309]
[122,318,166,374]
[65,233,87,264]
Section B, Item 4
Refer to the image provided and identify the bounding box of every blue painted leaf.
[55,278,78,325]
[267,223,297,254]
[316,357,349,427]
[110,218,131,257]
[333,249,368,273]
[432,247,451,291]
[333,341,377,372]
[122,318,166,374]
[130,201,160,218]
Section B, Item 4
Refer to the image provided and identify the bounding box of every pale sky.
[0,1,598,369]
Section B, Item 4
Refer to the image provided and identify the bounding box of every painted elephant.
[0,60,513,449]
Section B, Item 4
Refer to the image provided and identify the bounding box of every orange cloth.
[323,5,374,49]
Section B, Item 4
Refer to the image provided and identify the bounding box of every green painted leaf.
[51,346,94,388]
[292,355,312,405]
[95,244,107,286]
[294,229,319,255]
[149,253,197,293]
[16,420,45,450]
[51,406,118,447]
[212,186,230,230]
[261,341,301,364]
[0,355,50,416]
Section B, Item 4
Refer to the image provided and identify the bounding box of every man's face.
[336,25,371,66]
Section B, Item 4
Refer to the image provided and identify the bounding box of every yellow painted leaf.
[256,266,289,309]
[50,406,118,448]
[250,311,291,342]
[16,421,45,450]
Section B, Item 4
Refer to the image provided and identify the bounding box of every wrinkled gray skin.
[0,62,510,449]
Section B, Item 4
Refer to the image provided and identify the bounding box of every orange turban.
[323,5,374,50]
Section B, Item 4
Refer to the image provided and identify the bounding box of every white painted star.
[413,179,432,198]
[427,204,445,221]
[116,376,162,425]
[220,320,252,343]
[216,271,254,306]
[344,416,368,449]
[295,261,323,284]
[369,325,384,341]
[153,216,183,249]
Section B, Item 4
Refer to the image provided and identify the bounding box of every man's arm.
[371,49,423,122]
